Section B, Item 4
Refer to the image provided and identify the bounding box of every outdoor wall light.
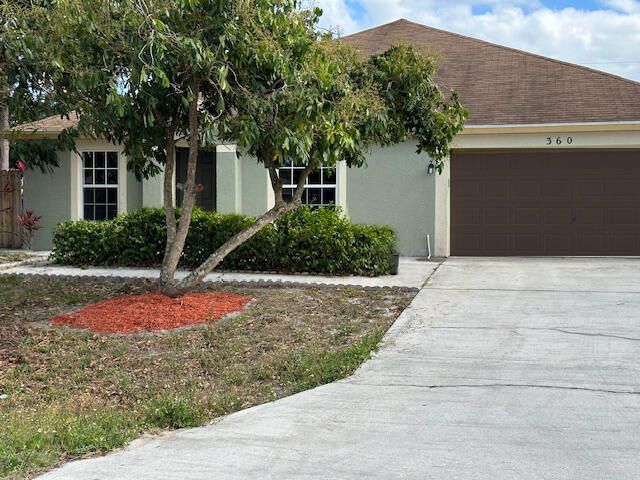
[427,163,435,175]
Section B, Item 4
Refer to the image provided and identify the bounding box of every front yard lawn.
[0,252,32,265]
[0,275,415,479]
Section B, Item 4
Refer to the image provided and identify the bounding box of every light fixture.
[427,163,435,175]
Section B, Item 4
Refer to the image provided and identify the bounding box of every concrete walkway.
[1,257,436,289]
[39,257,640,479]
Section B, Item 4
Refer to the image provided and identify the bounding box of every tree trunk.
[163,159,316,297]
[159,77,201,288]
[165,202,292,296]
[159,129,177,285]
[0,78,9,171]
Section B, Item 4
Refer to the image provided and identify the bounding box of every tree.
[0,0,71,172]
[43,0,466,295]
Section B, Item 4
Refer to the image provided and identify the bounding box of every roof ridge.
[343,18,640,88]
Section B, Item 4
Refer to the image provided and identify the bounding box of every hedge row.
[51,207,397,276]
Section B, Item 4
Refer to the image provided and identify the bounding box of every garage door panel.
[575,207,605,225]
[483,181,510,198]
[515,181,542,198]
[455,234,483,253]
[542,180,572,199]
[609,180,638,196]
[515,208,542,225]
[484,234,511,253]
[575,155,606,171]
[576,234,606,254]
[489,156,511,171]
[609,207,638,225]
[545,207,573,224]
[514,234,541,254]
[610,235,639,254]
[451,150,640,256]
[484,208,510,225]
[544,234,572,253]
[575,180,606,197]
[455,207,481,225]
[455,180,482,198]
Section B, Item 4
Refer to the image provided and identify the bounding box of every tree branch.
[164,155,316,296]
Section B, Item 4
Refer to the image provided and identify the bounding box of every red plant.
[18,210,42,250]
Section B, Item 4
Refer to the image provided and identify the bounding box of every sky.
[311,0,640,81]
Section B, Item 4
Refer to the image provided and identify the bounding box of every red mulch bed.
[50,292,251,334]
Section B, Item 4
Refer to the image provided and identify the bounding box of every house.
[18,19,640,255]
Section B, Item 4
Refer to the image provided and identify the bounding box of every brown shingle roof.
[341,19,640,126]
[12,112,79,135]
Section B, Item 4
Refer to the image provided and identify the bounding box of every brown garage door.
[451,150,640,256]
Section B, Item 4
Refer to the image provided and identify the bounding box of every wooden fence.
[0,170,22,248]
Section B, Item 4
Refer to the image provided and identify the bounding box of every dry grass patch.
[0,252,32,265]
[0,275,415,479]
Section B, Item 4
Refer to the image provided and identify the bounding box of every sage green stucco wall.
[23,151,71,251]
[215,149,240,214]
[215,148,269,218]
[126,169,143,213]
[346,142,436,257]
[240,157,269,218]
[142,171,164,208]
[23,151,145,251]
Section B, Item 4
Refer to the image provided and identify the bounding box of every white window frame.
[278,162,338,207]
[81,150,120,221]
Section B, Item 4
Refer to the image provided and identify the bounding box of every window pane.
[323,188,336,205]
[308,170,321,185]
[282,188,293,202]
[83,152,93,168]
[95,152,105,169]
[84,169,93,185]
[279,168,291,185]
[292,169,302,185]
[107,169,118,185]
[95,205,107,221]
[95,188,107,204]
[107,188,117,204]
[107,152,118,168]
[308,188,322,205]
[323,168,336,184]
[84,205,94,220]
[83,188,94,204]
[95,169,106,184]
[107,205,118,220]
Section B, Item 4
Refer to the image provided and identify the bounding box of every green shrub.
[51,206,396,276]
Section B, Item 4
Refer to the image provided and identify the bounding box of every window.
[279,160,337,206]
[82,151,119,221]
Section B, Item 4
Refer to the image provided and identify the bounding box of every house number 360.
[546,136,573,145]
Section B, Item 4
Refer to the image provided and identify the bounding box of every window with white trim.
[82,151,119,221]
[279,159,337,206]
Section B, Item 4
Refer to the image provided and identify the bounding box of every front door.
[176,148,217,211]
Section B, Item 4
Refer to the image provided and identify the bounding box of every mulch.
[50,292,251,334]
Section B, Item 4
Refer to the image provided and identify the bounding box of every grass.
[0,275,415,479]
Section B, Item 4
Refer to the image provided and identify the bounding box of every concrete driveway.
[40,257,640,479]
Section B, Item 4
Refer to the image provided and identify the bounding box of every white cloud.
[314,1,640,81]
[604,0,640,13]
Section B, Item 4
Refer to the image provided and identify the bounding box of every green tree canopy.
[33,0,466,294]
[1,0,73,171]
